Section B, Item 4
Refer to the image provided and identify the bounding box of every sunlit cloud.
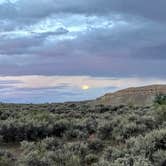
[1,75,166,89]
[0,75,166,103]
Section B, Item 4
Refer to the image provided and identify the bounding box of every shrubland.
[0,95,165,166]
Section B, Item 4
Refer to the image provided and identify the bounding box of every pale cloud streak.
[0,75,166,103]
[1,75,166,89]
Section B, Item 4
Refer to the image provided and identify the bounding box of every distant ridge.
[95,84,166,106]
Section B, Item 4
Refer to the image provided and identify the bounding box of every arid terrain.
[0,85,166,166]
[95,85,166,106]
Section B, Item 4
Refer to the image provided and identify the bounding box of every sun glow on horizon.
[81,85,90,90]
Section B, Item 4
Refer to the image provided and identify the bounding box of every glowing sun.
[81,85,90,90]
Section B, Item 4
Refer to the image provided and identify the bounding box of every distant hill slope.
[95,84,166,106]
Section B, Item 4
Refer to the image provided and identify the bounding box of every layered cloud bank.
[0,0,166,102]
[0,75,166,103]
[0,0,166,77]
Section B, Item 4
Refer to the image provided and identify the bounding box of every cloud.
[0,0,166,103]
[1,11,165,60]
[1,0,166,22]
[134,43,166,59]
[0,80,22,84]
[0,75,166,90]
[0,75,166,103]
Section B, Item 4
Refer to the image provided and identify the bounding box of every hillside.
[95,84,166,106]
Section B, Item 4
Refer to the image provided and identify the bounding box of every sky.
[0,0,166,103]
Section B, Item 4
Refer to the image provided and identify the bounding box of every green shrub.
[0,150,15,166]
[97,122,113,140]
[85,154,98,165]
[111,155,153,166]
[88,138,104,152]
[19,141,81,166]
[41,137,61,151]
[52,120,71,137]
[92,160,110,166]
[155,105,166,122]
[152,150,166,166]
[0,102,165,165]
[154,94,166,105]
[104,146,126,162]
[64,129,87,140]
[127,128,166,162]
[85,118,98,134]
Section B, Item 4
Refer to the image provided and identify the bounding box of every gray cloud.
[0,0,166,35]
[0,0,166,103]
[0,36,43,55]
[16,84,70,92]
[0,0,165,78]
[0,80,22,84]
[0,85,14,89]
[1,0,166,21]
[0,27,68,55]
[134,44,166,59]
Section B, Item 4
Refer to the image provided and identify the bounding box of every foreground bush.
[18,140,81,166]
[0,150,15,166]
[154,94,166,105]
[0,102,165,165]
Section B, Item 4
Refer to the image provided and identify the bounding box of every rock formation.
[96,85,166,106]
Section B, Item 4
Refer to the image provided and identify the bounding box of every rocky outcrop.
[96,85,166,106]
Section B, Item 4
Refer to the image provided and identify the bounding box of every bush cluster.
[0,98,165,166]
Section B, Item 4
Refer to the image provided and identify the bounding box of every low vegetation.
[0,95,165,166]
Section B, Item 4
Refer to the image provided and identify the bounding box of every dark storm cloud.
[0,27,68,55]
[0,36,43,55]
[134,44,166,59]
[0,0,165,45]
[1,0,166,22]
[0,22,165,60]
[0,0,166,78]
[0,0,166,103]
[28,21,166,60]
